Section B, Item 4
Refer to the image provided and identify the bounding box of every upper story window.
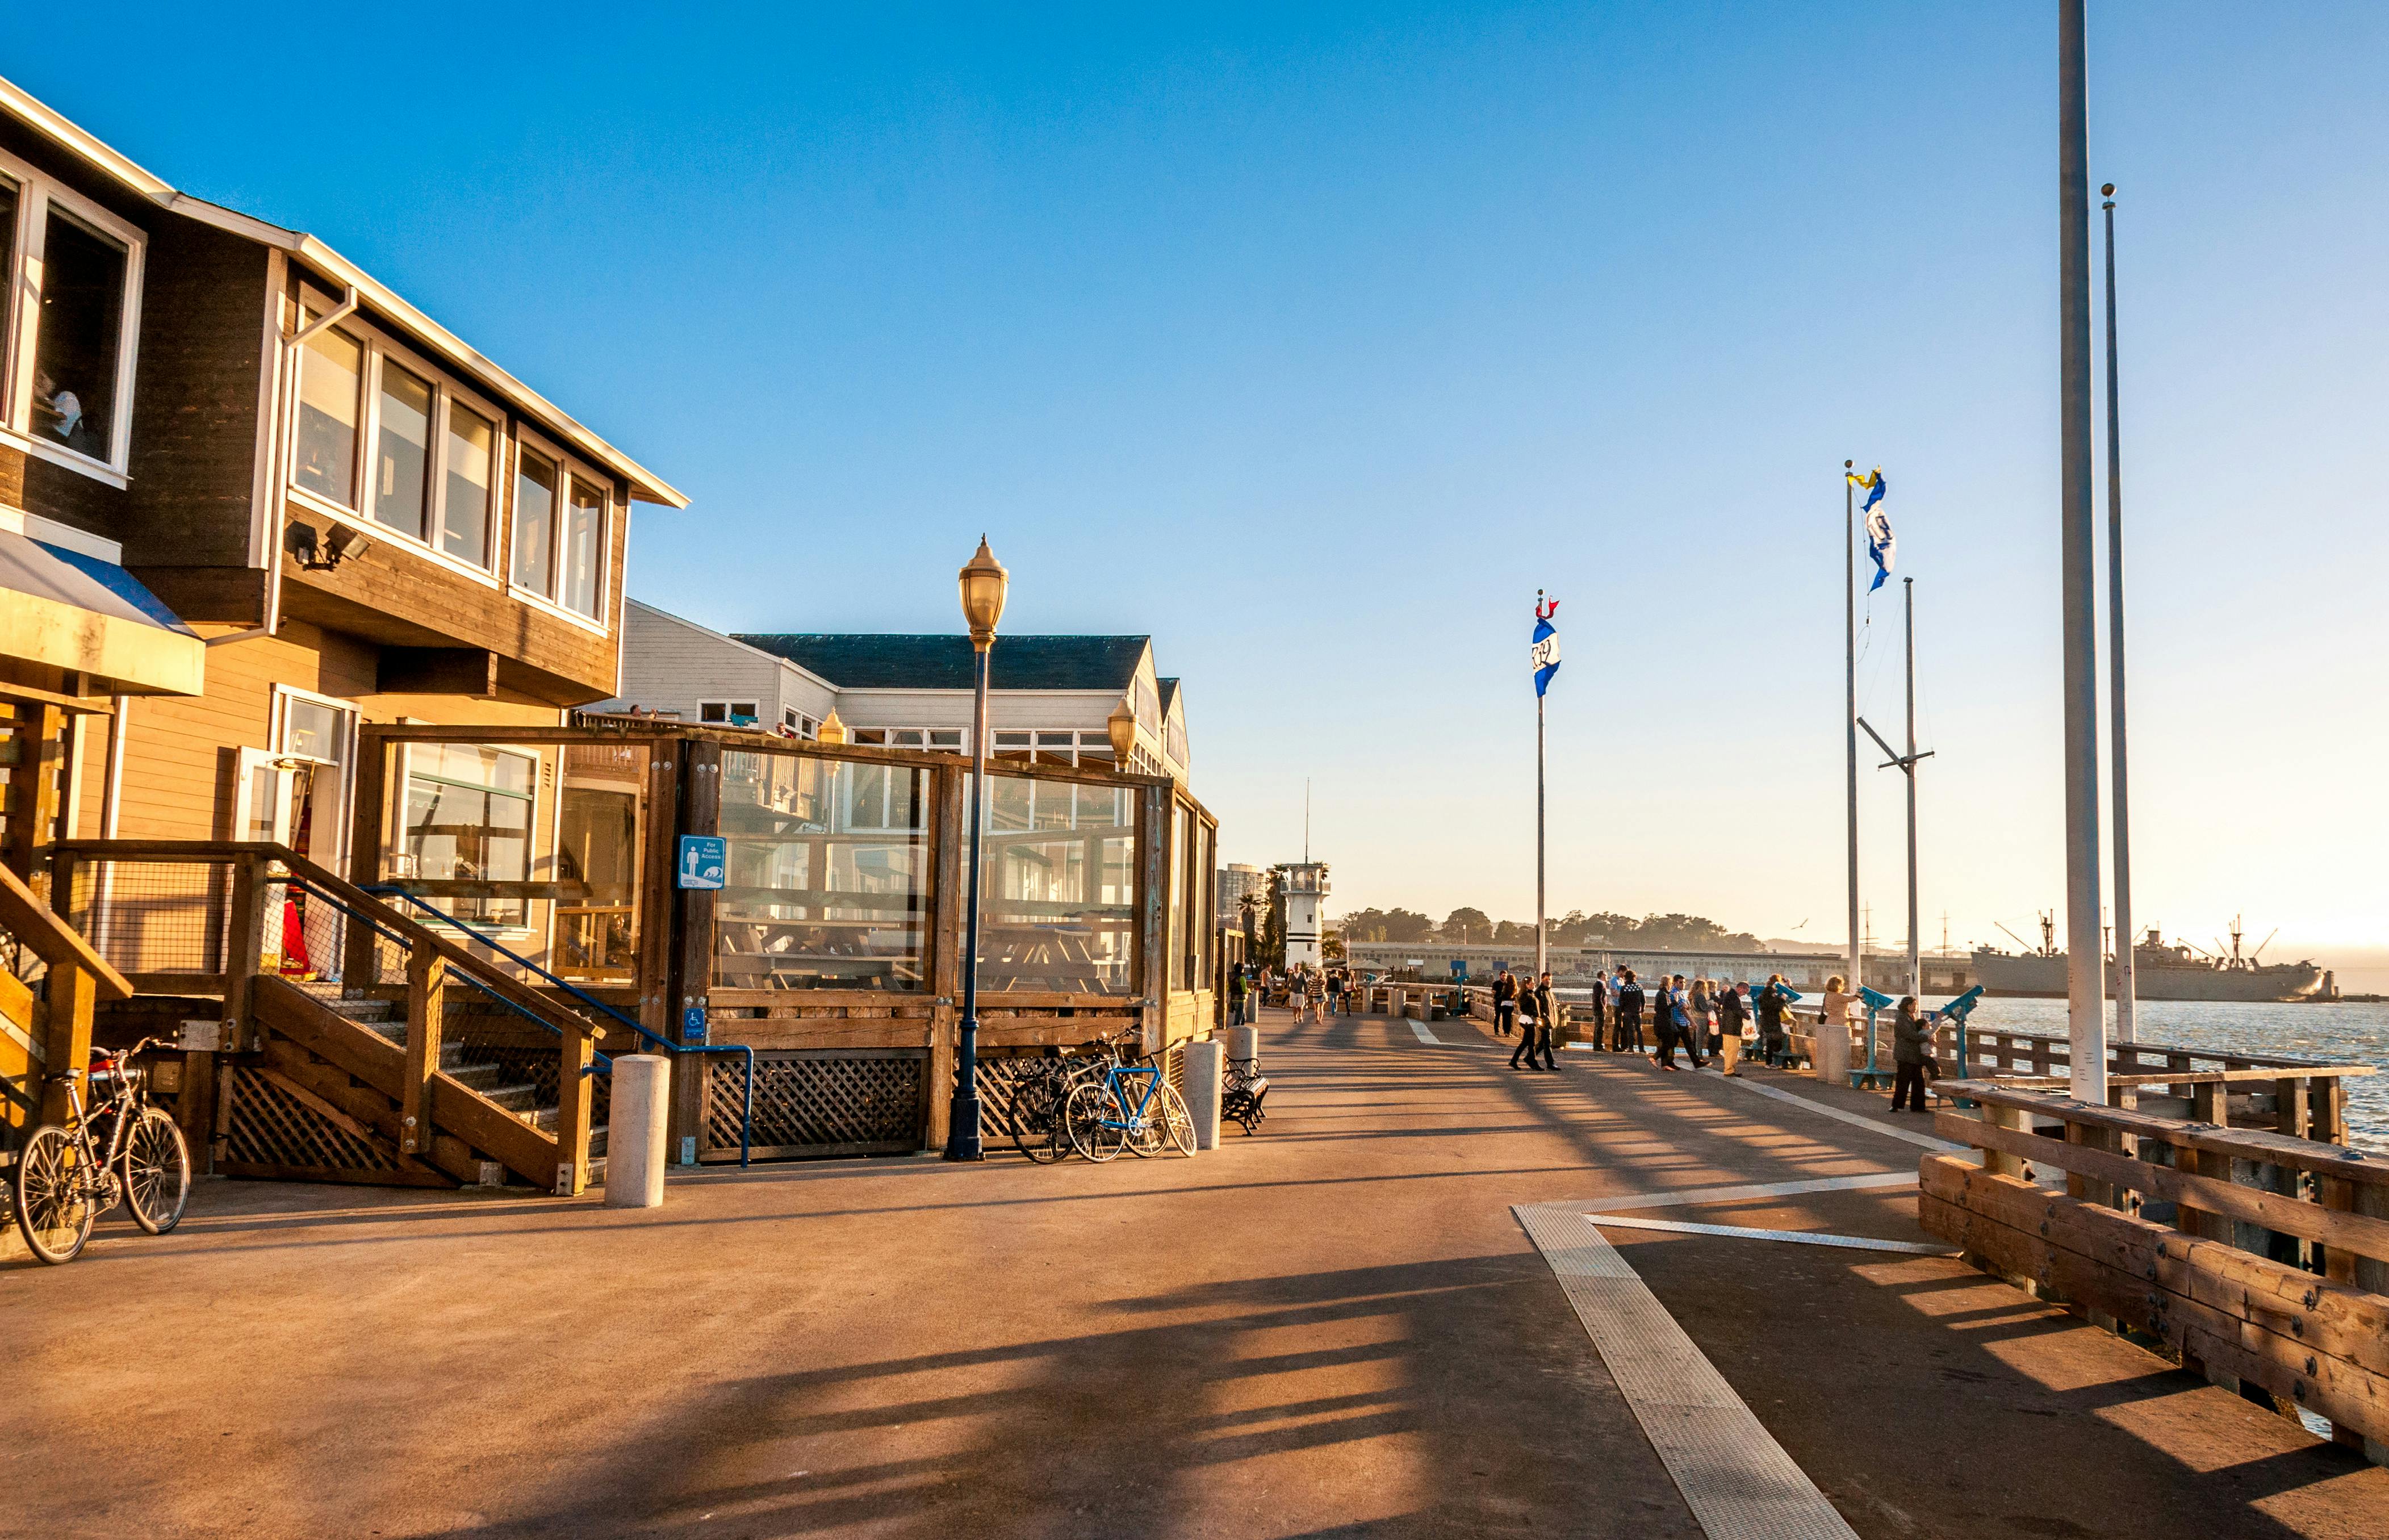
[511,434,611,622]
[700,701,759,725]
[0,152,147,482]
[286,289,505,575]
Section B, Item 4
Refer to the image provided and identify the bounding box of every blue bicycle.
[1063,1045,1194,1161]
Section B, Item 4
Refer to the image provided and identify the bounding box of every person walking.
[1890,995,1936,1113]
[1228,964,1248,1027]
[1509,982,1541,1070]
[1652,975,1682,1069]
[1717,981,1750,1076]
[1691,977,1716,1062]
[1530,972,1558,1070]
[1493,969,1517,1038]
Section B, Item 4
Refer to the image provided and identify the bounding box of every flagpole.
[2059,0,2107,1105]
[1844,462,1861,1005]
[2103,182,2136,1046]
[1905,575,1921,1002]
[1536,591,1548,984]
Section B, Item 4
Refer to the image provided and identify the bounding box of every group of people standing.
[1491,967,1810,1076]
[1490,970,1560,1072]
[1228,961,1359,1026]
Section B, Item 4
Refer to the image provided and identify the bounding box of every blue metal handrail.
[365,885,753,1167]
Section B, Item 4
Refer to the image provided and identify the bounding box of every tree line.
[1331,906,1763,952]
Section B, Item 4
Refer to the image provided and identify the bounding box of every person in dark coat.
[1588,969,1611,1050]
[1492,969,1517,1037]
[1890,995,1936,1112]
[1616,970,1646,1053]
[1509,982,1541,1069]
[1754,973,1790,1066]
[1528,972,1558,1069]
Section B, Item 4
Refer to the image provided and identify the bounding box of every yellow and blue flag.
[1849,466,1895,592]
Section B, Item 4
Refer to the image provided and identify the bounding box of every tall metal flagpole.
[2059,0,2107,1104]
[1536,592,1548,983]
[1844,463,1861,1001]
[1905,576,1921,1001]
[2103,182,2136,1045]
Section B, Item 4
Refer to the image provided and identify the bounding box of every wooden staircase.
[242,976,606,1191]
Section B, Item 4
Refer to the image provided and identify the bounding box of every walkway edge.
[1514,1202,1861,1540]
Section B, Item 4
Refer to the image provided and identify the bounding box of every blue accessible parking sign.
[677,835,726,889]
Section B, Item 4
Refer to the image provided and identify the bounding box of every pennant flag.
[1849,466,1895,592]
[1530,596,1561,697]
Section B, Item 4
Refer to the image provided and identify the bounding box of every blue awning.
[0,529,204,696]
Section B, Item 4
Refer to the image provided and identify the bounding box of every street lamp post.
[947,535,1009,1162]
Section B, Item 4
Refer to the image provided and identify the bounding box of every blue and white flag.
[1850,466,1895,592]
[1530,596,1561,696]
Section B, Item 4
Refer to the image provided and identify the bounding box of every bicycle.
[1010,1030,1135,1163]
[12,1035,192,1265]
[1063,1041,1194,1162]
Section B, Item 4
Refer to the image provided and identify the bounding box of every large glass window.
[32,211,128,463]
[1168,805,1188,990]
[373,361,433,539]
[0,179,17,354]
[442,406,495,563]
[978,773,1136,995]
[395,744,535,927]
[295,323,363,503]
[513,450,557,596]
[554,743,648,983]
[561,475,605,616]
[714,751,930,992]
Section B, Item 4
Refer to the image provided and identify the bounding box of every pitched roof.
[733,634,1150,692]
[1158,677,1182,714]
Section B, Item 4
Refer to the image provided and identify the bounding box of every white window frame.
[0,147,147,487]
[284,283,507,588]
[508,424,611,633]
[699,699,762,725]
[270,684,361,874]
[392,740,542,935]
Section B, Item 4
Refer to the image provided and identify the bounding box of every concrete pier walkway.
[6,1005,2383,1538]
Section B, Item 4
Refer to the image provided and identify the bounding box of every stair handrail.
[365,883,753,1170]
[0,859,132,1001]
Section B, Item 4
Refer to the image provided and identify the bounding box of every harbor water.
[1961,997,2389,1153]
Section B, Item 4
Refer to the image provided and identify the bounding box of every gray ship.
[1970,915,2325,1002]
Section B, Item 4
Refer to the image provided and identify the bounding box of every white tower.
[1279,862,1329,969]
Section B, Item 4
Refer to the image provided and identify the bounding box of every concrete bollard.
[1183,1039,1224,1151]
[605,1054,671,1209]
[1227,1024,1258,1061]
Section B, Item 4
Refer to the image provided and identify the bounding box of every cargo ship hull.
[1969,949,2324,1002]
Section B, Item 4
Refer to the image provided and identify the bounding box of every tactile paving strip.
[1583,1212,1955,1255]
[1516,1202,1863,1540]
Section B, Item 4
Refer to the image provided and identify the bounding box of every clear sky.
[15,3,2386,964]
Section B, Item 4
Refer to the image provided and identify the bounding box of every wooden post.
[41,961,97,1125]
[400,942,445,1157]
[1984,1102,2028,1179]
[1137,784,1168,1057]
[926,761,965,1152]
[3,704,66,892]
[344,736,387,989]
[2313,1077,2347,1149]
[223,852,270,1051]
[665,736,721,1159]
[554,1022,593,1195]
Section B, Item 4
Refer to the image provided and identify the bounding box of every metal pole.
[945,642,991,1160]
[1844,462,1861,1000]
[1535,691,1547,982]
[1905,575,1921,1002]
[2059,0,2107,1104]
[2103,183,2136,1046]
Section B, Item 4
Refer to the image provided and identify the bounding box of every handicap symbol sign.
[677,834,726,890]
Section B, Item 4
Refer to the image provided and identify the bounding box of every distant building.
[600,599,1192,779]
[1216,862,1266,923]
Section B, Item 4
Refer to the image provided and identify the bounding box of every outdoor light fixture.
[947,536,1007,1161]
[816,710,847,745]
[958,536,1008,646]
[1106,695,1137,767]
[288,522,373,572]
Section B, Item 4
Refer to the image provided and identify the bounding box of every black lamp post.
[947,535,1007,1161]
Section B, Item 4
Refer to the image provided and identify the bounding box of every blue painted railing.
[362,886,754,1169]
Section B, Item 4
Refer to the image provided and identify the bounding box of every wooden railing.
[1924,1081,2389,1451]
[49,840,603,1194]
[0,859,134,1132]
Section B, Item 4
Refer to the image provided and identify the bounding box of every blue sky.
[16,3,2386,960]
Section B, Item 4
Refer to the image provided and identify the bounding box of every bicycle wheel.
[1152,1082,1196,1156]
[122,1108,191,1234]
[1064,1081,1125,1163]
[14,1125,98,1265]
[1012,1073,1066,1164]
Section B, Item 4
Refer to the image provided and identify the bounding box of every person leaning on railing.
[1890,996,1936,1114]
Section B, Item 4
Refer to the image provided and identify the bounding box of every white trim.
[0,151,147,477]
[270,684,361,876]
[286,483,505,592]
[505,427,610,634]
[0,498,122,561]
[248,250,288,568]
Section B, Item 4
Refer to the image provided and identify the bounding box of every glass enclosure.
[976,772,1137,995]
[554,743,648,982]
[714,750,932,991]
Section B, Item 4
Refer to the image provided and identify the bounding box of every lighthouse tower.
[1278,862,1330,970]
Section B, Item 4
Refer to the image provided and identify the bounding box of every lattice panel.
[706,1053,923,1157]
[972,1054,1051,1140]
[223,1065,398,1173]
[445,1039,612,1129]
